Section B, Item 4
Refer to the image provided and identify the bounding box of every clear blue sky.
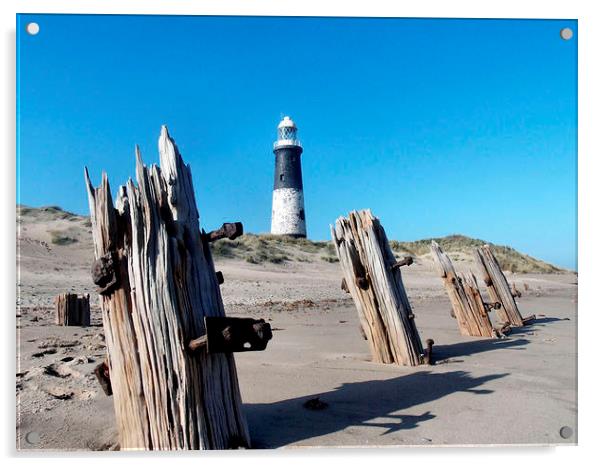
[17,15,577,269]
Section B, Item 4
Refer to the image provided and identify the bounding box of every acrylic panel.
[16,14,577,450]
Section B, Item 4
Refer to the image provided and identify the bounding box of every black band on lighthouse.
[273,146,304,190]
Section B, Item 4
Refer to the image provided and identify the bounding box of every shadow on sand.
[497,316,569,337]
[529,316,571,325]
[434,337,531,360]
[245,369,508,448]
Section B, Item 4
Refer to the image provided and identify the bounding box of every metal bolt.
[26,23,40,35]
[560,28,573,41]
[559,426,573,439]
[25,431,40,445]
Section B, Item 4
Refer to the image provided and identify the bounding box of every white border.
[2,1,599,465]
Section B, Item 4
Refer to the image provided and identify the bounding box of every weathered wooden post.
[473,245,534,327]
[430,241,500,338]
[84,126,252,450]
[54,293,90,326]
[331,210,426,366]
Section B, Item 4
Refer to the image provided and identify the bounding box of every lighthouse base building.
[270,116,307,238]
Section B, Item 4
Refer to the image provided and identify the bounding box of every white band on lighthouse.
[271,188,306,236]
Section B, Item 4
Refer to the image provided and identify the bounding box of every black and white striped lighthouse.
[270,116,307,238]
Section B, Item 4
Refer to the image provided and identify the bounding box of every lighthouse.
[270,116,307,238]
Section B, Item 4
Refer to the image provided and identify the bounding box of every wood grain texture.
[84,126,249,450]
[331,210,424,366]
[430,241,496,338]
[474,245,525,327]
[54,293,90,326]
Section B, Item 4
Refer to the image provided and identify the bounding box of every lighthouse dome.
[275,116,302,149]
[277,116,297,129]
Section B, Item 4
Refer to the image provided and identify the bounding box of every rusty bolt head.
[253,321,273,342]
[356,277,369,290]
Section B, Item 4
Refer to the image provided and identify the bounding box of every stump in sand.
[473,245,534,327]
[430,241,499,338]
[54,293,90,326]
[331,210,426,366]
[84,126,249,450]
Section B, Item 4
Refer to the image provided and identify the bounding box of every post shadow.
[529,317,570,325]
[244,369,508,448]
[434,337,531,360]
[494,316,570,338]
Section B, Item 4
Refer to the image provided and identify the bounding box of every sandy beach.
[16,208,578,449]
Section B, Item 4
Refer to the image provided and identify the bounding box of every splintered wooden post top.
[430,241,497,339]
[84,126,250,450]
[474,245,526,327]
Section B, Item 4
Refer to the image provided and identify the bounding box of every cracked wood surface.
[430,241,496,338]
[84,126,249,450]
[331,210,424,366]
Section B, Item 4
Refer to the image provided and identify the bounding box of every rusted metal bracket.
[91,251,120,295]
[204,222,244,243]
[94,361,112,396]
[483,301,502,312]
[189,316,272,354]
[522,314,536,325]
[391,256,413,270]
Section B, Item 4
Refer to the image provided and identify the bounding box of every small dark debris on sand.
[31,348,57,358]
[87,439,120,451]
[43,364,69,378]
[303,397,328,410]
[435,358,464,365]
[46,387,74,400]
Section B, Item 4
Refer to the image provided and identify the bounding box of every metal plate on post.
[204,316,272,353]
[206,222,244,242]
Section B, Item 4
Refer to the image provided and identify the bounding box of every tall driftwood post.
[54,293,90,326]
[473,245,532,327]
[331,210,425,366]
[84,126,249,450]
[430,242,498,338]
